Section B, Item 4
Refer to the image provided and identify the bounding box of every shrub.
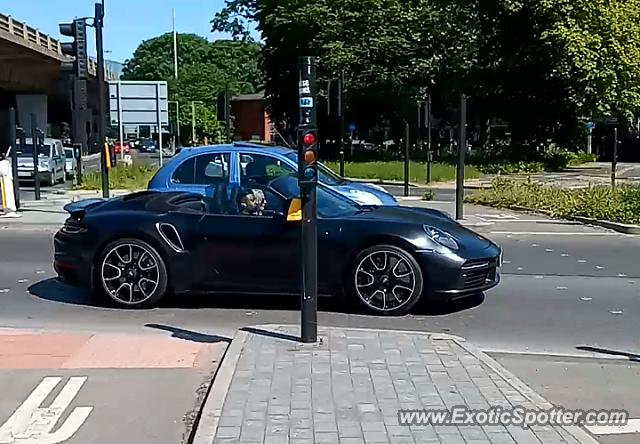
[466,178,640,225]
[76,164,157,191]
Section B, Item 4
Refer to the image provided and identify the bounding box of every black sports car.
[54,177,501,315]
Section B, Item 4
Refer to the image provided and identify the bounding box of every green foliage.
[213,0,640,148]
[324,161,480,183]
[122,33,262,144]
[466,178,640,224]
[76,164,158,191]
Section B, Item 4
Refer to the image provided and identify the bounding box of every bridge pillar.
[16,94,48,136]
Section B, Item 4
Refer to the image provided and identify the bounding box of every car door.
[195,188,299,294]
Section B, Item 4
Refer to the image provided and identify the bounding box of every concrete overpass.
[0,13,117,151]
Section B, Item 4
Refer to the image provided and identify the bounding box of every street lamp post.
[191,101,203,145]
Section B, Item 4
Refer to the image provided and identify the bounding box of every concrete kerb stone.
[194,324,596,444]
[191,329,249,444]
[460,340,599,444]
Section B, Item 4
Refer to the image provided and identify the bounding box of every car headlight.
[423,225,459,250]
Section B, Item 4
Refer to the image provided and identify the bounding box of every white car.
[9,138,66,186]
[64,147,78,179]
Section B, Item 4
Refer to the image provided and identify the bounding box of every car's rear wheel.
[352,245,423,316]
[97,238,168,308]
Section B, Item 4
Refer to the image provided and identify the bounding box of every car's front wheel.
[351,244,424,316]
[97,238,168,308]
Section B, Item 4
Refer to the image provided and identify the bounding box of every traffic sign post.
[585,121,595,154]
[298,56,318,343]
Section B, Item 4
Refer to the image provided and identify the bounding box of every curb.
[571,216,640,235]
[347,177,490,190]
[460,340,599,443]
[191,324,596,444]
[191,329,248,444]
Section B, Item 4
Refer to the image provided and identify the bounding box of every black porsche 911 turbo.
[54,176,502,315]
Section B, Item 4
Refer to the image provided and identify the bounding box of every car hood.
[332,181,398,206]
[351,205,497,253]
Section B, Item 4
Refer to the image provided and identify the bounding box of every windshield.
[15,144,49,158]
[285,152,345,186]
[270,175,358,218]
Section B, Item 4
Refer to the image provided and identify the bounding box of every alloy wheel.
[355,249,416,312]
[101,243,160,305]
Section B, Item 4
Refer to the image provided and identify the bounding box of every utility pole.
[612,127,618,189]
[172,8,178,80]
[426,94,432,183]
[191,101,197,144]
[30,114,41,201]
[404,122,410,197]
[298,56,319,343]
[8,108,20,209]
[95,2,108,198]
[456,94,466,220]
[225,88,231,143]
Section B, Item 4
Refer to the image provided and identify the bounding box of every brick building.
[230,93,271,143]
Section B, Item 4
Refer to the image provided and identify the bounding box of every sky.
[4,0,247,63]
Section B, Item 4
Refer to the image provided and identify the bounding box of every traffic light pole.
[95,2,109,198]
[456,94,466,220]
[8,108,20,210]
[298,56,318,344]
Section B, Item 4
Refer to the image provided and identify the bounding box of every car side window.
[240,153,295,187]
[171,157,196,184]
[194,153,230,185]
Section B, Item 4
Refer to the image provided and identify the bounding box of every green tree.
[123,33,263,143]
[213,0,640,150]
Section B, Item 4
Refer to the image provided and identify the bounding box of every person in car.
[239,188,266,216]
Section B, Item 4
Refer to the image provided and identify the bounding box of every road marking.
[490,231,625,236]
[0,376,92,443]
[475,213,519,220]
[585,419,640,435]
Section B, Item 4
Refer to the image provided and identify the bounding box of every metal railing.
[0,13,116,80]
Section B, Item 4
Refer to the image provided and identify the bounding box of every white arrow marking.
[586,418,640,435]
[0,377,92,443]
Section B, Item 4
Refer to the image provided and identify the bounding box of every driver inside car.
[238,188,266,216]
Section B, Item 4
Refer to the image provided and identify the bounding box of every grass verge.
[325,161,480,183]
[75,164,157,191]
[466,178,640,225]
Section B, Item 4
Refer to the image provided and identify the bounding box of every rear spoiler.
[63,198,105,219]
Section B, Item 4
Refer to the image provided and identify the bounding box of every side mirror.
[286,198,302,222]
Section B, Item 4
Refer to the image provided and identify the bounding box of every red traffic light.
[303,132,316,146]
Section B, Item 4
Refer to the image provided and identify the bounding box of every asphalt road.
[0,202,638,443]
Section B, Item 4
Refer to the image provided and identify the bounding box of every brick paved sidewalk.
[197,325,598,444]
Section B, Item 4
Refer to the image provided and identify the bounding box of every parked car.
[8,138,66,185]
[147,142,397,206]
[64,147,78,180]
[54,177,501,314]
[141,140,157,153]
[114,142,130,155]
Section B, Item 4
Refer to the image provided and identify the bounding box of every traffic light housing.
[59,19,88,79]
[299,129,318,186]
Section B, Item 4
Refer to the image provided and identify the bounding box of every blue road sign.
[585,121,595,133]
[300,97,313,108]
[348,123,356,132]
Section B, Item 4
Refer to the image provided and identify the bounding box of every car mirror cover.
[287,198,302,222]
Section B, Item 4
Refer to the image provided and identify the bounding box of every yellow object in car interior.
[287,198,302,222]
